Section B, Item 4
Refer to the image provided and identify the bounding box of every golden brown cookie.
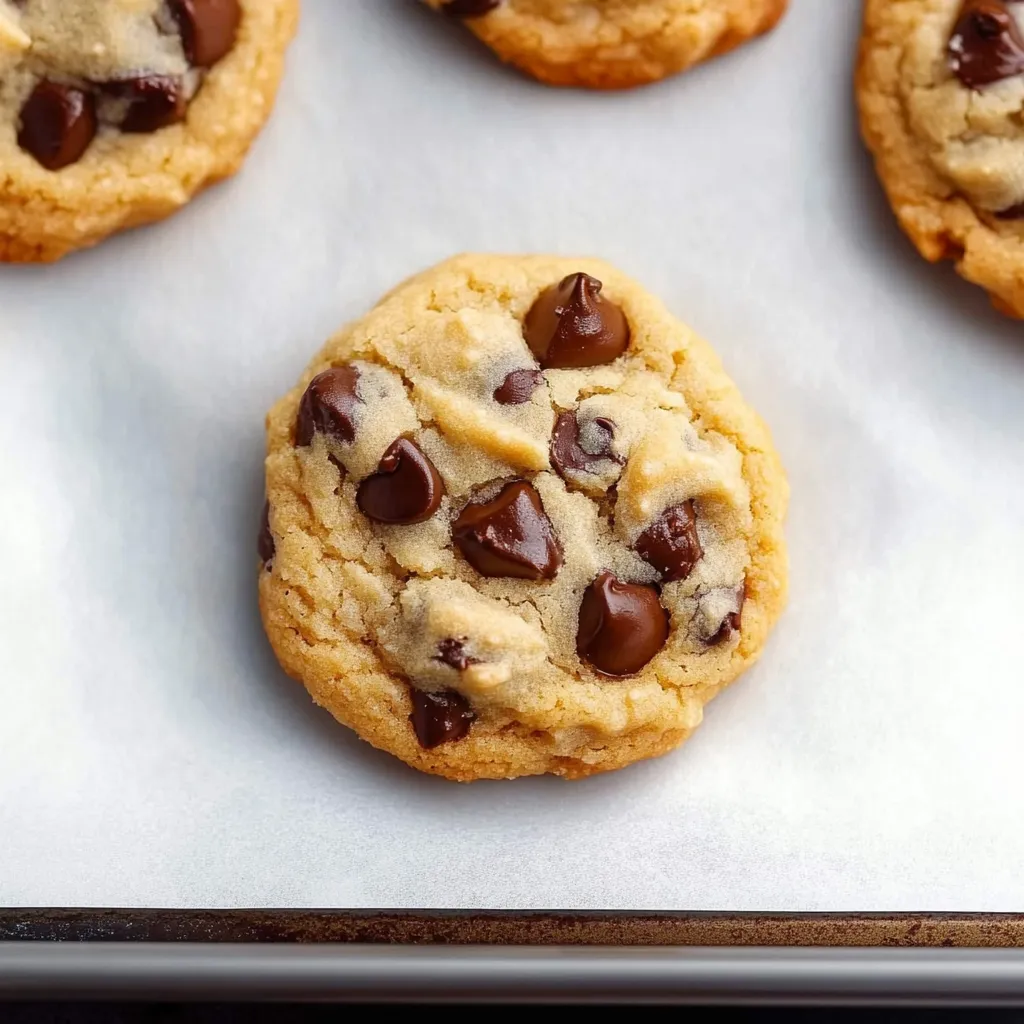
[259,255,788,782]
[422,0,788,90]
[0,0,300,262]
[858,0,1024,317]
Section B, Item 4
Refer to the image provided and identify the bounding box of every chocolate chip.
[576,572,669,677]
[258,500,274,568]
[494,368,544,405]
[635,501,703,582]
[453,479,563,580]
[707,584,746,646]
[551,410,623,480]
[948,1,1024,88]
[523,273,630,369]
[996,201,1024,218]
[295,365,362,447]
[110,75,187,133]
[17,81,97,170]
[409,688,475,749]
[357,438,445,525]
[707,610,742,646]
[169,0,242,68]
[434,638,478,671]
[442,0,501,17]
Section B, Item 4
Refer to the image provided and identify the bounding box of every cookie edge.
[855,0,1024,318]
[0,0,301,263]
[466,0,789,90]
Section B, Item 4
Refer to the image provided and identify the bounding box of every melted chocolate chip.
[996,201,1024,218]
[295,365,362,447]
[707,609,742,646]
[551,411,622,480]
[409,688,475,749]
[707,584,746,646]
[576,572,669,677]
[258,500,274,567]
[17,81,97,170]
[442,0,501,17]
[357,438,445,525]
[635,501,703,582]
[523,273,630,369]
[948,0,1024,88]
[169,0,242,68]
[112,75,187,133]
[434,638,478,671]
[494,368,544,405]
[453,479,562,580]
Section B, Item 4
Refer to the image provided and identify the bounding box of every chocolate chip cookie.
[858,0,1024,317]
[0,0,299,262]
[422,0,788,90]
[259,255,788,782]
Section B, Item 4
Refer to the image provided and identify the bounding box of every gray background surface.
[1,0,1022,911]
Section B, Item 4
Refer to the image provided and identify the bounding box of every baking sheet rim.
[8,932,1024,1004]
[5,909,1024,946]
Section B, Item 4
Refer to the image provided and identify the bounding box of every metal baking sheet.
[3,0,1024,915]
[6,911,1024,1002]
[8,941,1024,1005]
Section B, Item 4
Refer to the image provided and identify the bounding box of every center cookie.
[421,0,789,90]
[259,254,788,782]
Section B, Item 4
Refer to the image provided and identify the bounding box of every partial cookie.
[259,255,788,782]
[0,0,300,262]
[858,0,1024,317]
[422,0,788,90]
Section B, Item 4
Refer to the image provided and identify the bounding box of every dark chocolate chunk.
[635,500,703,582]
[112,75,187,133]
[707,583,746,646]
[576,571,669,677]
[356,438,445,525]
[17,81,97,171]
[996,200,1024,218]
[442,0,501,17]
[434,638,478,671]
[295,364,362,447]
[707,609,742,646]
[550,410,622,480]
[258,500,274,567]
[453,479,562,580]
[523,272,630,369]
[409,688,475,749]
[948,0,1024,88]
[494,368,544,405]
[169,0,242,67]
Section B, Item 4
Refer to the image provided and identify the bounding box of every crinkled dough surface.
[259,255,789,781]
[857,0,1024,316]
[422,0,788,89]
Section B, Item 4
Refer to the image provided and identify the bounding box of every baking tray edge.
[3,910,1024,945]
[6,941,1024,1004]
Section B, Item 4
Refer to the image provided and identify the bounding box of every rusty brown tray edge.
[4,910,1024,947]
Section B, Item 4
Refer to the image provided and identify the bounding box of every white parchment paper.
[2,0,1024,911]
